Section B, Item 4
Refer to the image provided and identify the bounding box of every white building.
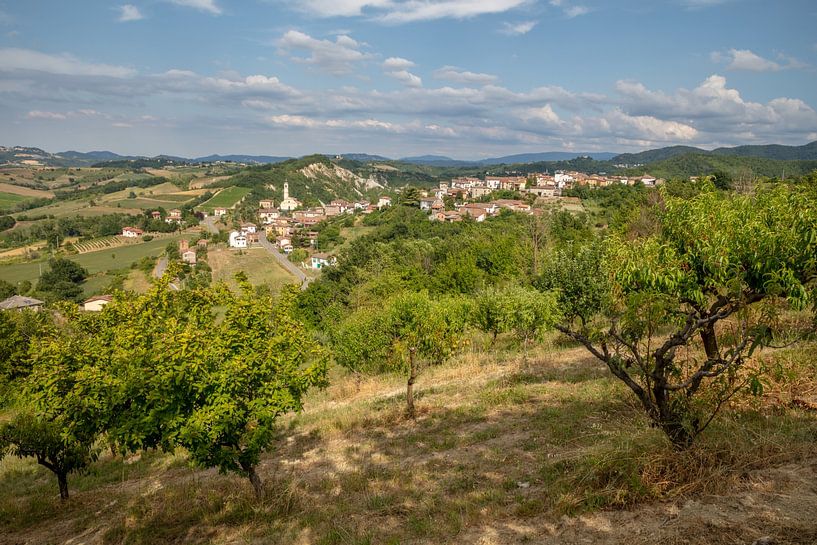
[122,226,143,238]
[377,196,392,209]
[83,295,113,312]
[310,253,334,269]
[279,182,302,212]
[554,171,575,188]
[240,223,257,234]
[229,231,248,249]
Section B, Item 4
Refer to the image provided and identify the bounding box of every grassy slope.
[2,339,815,544]
[198,187,252,212]
[207,246,297,289]
[0,192,31,209]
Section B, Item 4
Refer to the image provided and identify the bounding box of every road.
[153,256,168,278]
[258,231,311,290]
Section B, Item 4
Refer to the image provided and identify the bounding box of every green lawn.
[0,192,31,209]
[0,236,181,285]
[198,187,251,212]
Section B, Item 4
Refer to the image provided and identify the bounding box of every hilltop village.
[216,170,663,266]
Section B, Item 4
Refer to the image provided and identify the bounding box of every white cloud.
[291,0,530,23]
[499,20,537,35]
[27,110,67,120]
[386,69,423,87]
[433,65,497,85]
[277,30,372,75]
[168,0,221,15]
[118,4,144,22]
[382,57,415,69]
[711,49,781,72]
[0,48,136,77]
[549,0,589,18]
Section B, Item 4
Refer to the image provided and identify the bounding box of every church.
[279,182,302,212]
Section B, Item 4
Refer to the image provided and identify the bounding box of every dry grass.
[1,339,816,545]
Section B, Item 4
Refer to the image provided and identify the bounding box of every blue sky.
[1,0,816,158]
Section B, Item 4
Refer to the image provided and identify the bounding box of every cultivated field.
[1,340,815,544]
[0,192,32,209]
[0,183,54,199]
[0,236,182,284]
[198,186,251,212]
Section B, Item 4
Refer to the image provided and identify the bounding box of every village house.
[122,226,143,238]
[240,222,257,234]
[258,199,274,209]
[276,236,293,253]
[492,199,531,213]
[460,205,488,222]
[431,199,445,213]
[306,231,319,246]
[641,175,658,187]
[354,200,370,210]
[182,249,197,265]
[468,186,493,199]
[83,295,113,312]
[229,231,248,249]
[323,204,342,217]
[0,295,44,312]
[432,210,462,223]
[196,239,208,249]
[166,209,183,224]
[213,207,228,217]
[554,171,575,188]
[151,210,161,220]
[527,184,559,198]
[419,197,436,212]
[330,199,352,214]
[258,208,280,224]
[377,196,392,209]
[292,208,326,227]
[310,252,334,270]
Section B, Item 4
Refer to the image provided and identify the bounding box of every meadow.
[208,246,297,289]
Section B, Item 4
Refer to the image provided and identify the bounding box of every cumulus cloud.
[433,66,497,85]
[385,69,423,87]
[499,20,537,35]
[277,30,372,75]
[168,0,221,15]
[382,57,415,70]
[0,48,136,77]
[118,4,144,22]
[291,0,530,23]
[711,49,781,72]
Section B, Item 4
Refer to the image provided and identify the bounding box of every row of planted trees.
[0,273,327,499]
[2,182,817,502]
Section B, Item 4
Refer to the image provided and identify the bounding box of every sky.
[0,0,816,159]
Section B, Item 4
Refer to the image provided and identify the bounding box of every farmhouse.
[240,222,257,234]
[276,236,293,253]
[151,211,161,220]
[310,252,335,270]
[258,199,274,209]
[377,196,392,209]
[213,207,228,217]
[0,295,44,312]
[83,295,113,312]
[122,226,143,238]
[166,209,183,223]
[181,249,197,265]
[258,208,280,224]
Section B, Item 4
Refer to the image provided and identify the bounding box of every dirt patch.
[457,461,817,545]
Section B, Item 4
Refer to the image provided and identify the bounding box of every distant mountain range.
[2,141,817,169]
[610,141,817,165]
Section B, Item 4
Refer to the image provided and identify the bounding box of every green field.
[0,192,31,209]
[208,247,296,290]
[198,186,251,212]
[0,236,180,284]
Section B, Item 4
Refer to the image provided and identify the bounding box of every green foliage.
[553,185,817,447]
[473,284,561,347]
[0,411,98,500]
[24,277,327,496]
[35,258,88,302]
[0,215,15,231]
[0,279,14,300]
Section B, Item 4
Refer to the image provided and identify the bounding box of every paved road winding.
[258,231,311,290]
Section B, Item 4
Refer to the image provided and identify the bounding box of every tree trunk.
[241,461,264,499]
[57,472,69,501]
[406,347,417,419]
[491,330,498,347]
